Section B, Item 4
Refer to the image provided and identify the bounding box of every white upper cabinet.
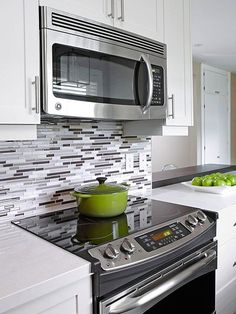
[40,0,163,41]
[0,0,40,126]
[39,0,114,25]
[164,0,193,127]
[113,0,164,41]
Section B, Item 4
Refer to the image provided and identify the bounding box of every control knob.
[104,244,119,259]
[196,210,207,223]
[120,238,135,254]
[187,214,198,227]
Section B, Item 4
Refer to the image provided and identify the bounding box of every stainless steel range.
[12,196,217,314]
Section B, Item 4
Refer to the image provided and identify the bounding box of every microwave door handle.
[140,54,153,114]
[109,249,216,314]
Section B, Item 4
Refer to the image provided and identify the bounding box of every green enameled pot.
[71,177,129,218]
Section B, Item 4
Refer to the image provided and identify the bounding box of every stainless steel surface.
[88,210,213,271]
[120,238,135,253]
[118,0,125,21]
[140,54,154,114]
[104,244,120,259]
[99,241,216,313]
[40,7,167,121]
[41,7,166,56]
[108,249,216,313]
[196,210,207,223]
[108,0,115,18]
[167,94,175,118]
[187,214,198,227]
[32,76,40,114]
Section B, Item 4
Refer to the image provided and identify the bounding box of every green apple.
[202,177,213,187]
[192,177,202,186]
[213,179,226,186]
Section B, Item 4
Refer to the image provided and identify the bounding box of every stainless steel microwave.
[40,7,167,121]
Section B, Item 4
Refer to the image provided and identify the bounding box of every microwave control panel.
[151,65,164,106]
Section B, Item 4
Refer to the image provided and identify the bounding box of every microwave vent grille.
[51,12,165,57]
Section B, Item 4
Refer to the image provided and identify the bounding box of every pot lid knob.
[96,177,107,185]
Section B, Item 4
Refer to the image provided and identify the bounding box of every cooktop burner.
[11,196,200,256]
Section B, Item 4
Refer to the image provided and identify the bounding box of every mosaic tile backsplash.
[0,121,151,222]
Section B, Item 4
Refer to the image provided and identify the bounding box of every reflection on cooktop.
[11,195,197,257]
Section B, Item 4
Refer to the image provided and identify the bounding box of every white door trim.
[200,63,231,165]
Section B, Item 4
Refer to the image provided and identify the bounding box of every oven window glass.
[144,272,215,314]
[52,44,138,105]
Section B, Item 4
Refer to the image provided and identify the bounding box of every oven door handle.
[109,249,216,314]
[140,54,153,114]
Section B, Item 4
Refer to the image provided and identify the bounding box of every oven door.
[100,244,216,314]
[41,27,167,120]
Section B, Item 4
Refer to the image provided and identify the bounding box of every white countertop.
[151,182,236,213]
[0,222,91,313]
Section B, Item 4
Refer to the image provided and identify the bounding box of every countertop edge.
[0,222,91,313]
[152,164,236,189]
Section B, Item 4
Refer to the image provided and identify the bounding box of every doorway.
[201,64,231,164]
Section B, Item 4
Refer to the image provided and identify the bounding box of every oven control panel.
[88,210,213,271]
[135,222,190,252]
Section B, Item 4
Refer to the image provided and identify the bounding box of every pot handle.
[70,191,92,199]
[96,177,107,185]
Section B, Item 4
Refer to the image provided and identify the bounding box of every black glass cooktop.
[12,196,198,257]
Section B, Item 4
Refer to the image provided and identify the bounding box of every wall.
[0,120,151,222]
[151,134,197,172]
[151,62,199,172]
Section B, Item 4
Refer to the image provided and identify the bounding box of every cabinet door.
[39,0,114,25]
[0,0,40,124]
[164,0,193,127]
[114,0,164,41]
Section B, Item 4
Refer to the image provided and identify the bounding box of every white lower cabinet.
[215,205,236,313]
[217,238,236,292]
[216,278,236,314]
[3,276,92,314]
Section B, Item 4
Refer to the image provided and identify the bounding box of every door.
[202,66,230,164]
[39,0,114,25]
[0,0,40,124]
[164,0,193,127]
[114,0,164,41]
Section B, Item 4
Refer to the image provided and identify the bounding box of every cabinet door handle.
[167,94,175,119]
[32,76,40,114]
[107,0,114,18]
[118,0,125,21]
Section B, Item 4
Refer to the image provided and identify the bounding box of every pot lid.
[75,177,129,195]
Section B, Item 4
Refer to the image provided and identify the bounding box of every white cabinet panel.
[216,277,236,314]
[164,0,193,127]
[0,0,40,125]
[217,205,236,247]
[217,237,236,293]
[39,0,114,25]
[3,276,92,314]
[114,0,164,41]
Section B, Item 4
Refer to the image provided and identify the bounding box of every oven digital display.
[135,222,191,252]
[151,229,173,241]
